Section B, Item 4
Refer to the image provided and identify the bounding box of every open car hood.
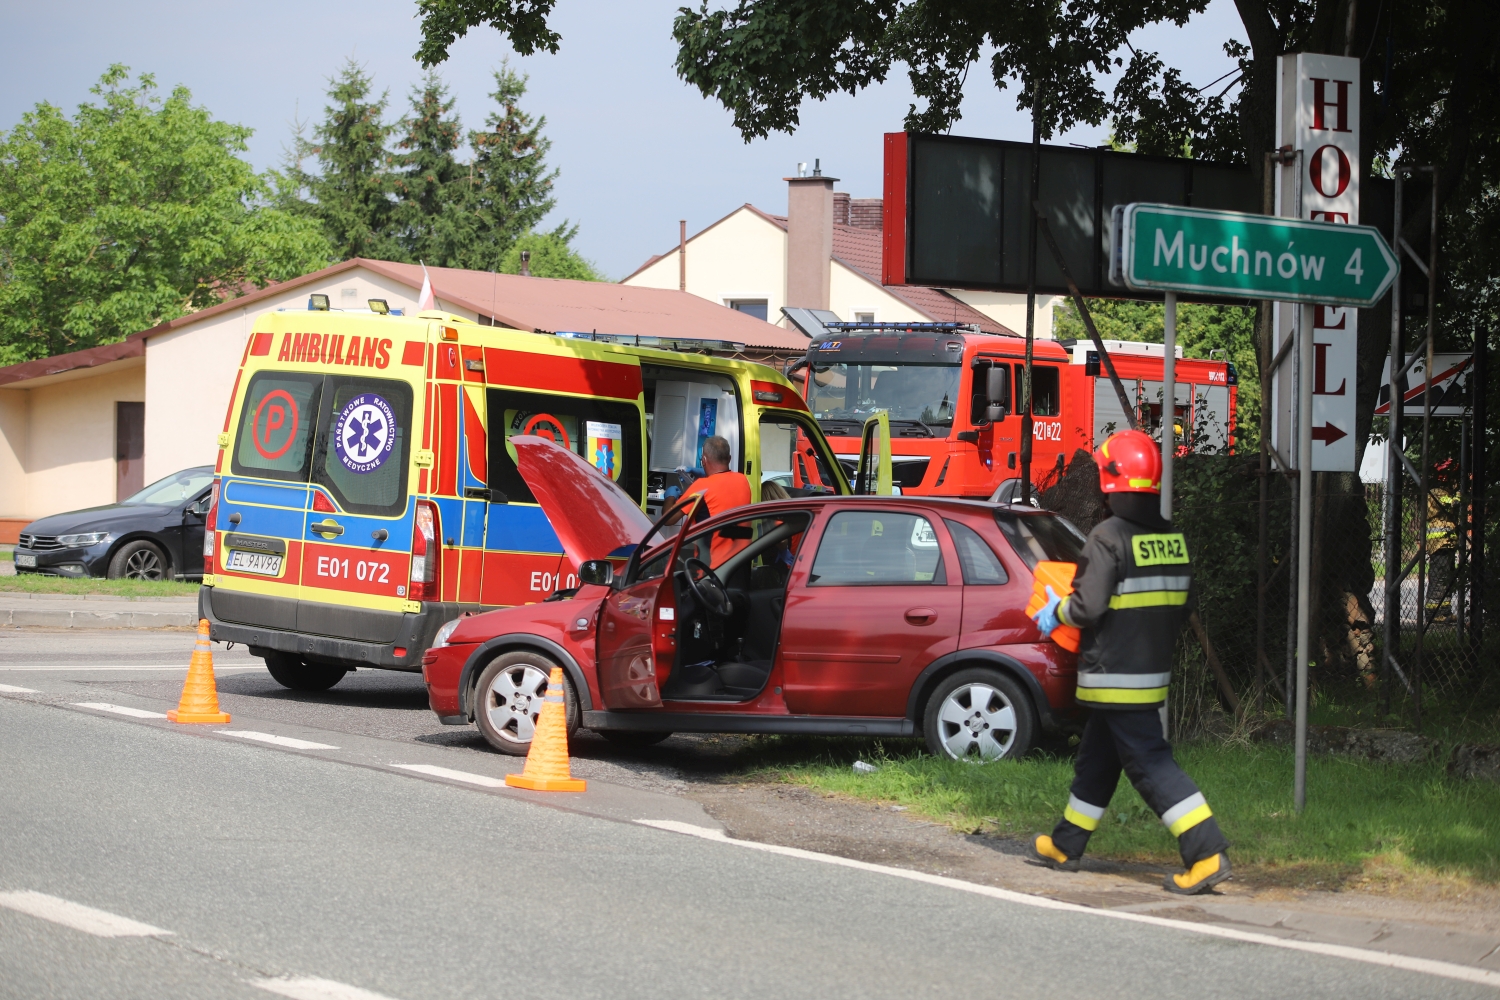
[511,434,654,567]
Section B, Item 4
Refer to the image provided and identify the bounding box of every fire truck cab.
[792,323,1236,499]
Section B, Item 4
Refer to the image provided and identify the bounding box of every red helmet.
[1094,429,1161,494]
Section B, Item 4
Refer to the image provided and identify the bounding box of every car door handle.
[311,519,344,537]
[905,608,938,626]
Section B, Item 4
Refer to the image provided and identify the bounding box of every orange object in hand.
[1027,561,1081,653]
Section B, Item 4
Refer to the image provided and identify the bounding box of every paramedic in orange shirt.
[673,435,751,565]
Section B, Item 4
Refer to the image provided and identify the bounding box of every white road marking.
[391,764,507,788]
[250,976,404,1000]
[0,664,261,671]
[218,731,339,751]
[0,891,171,938]
[0,683,39,693]
[637,820,1500,991]
[72,703,168,719]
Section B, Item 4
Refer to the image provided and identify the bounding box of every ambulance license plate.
[224,549,282,576]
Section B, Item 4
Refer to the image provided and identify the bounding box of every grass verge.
[757,739,1500,889]
[0,574,200,598]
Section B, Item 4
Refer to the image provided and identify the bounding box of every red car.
[422,437,1085,761]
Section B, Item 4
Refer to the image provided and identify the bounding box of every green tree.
[280,60,399,260]
[1053,299,1260,448]
[454,64,564,271]
[391,72,469,265]
[0,65,332,365]
[500,230,604,280]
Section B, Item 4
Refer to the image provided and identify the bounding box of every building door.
[116,402,145,501]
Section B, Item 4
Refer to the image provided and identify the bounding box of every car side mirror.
[578,560,614,587]
[186,498,209,517]
[986,402,1009,422]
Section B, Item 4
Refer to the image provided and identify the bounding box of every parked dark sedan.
[15,467,215,580]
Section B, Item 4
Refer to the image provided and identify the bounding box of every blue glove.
[1031,585,1063,637]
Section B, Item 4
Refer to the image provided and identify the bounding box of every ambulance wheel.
[923,668,1034,762]
[596,730,672,746]
[264,653,348,692]
[474,650,579,756]
[107,540,168,580]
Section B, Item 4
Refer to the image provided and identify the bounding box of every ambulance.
[199,306,848,691]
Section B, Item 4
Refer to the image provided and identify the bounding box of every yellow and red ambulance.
[200,306,847,691]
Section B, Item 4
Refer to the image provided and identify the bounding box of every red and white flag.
[417,263,436,312]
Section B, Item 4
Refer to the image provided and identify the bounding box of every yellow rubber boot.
[1032,835,1080,872]
[1164,853,1232,894]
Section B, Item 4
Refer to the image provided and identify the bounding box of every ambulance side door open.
[643,367,741,513]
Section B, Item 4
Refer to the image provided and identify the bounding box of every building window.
[728,300,769,322]
[854,312,875,324]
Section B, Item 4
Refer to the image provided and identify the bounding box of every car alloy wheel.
[124,548,164,579]
[923,668,1034,762]
[473,651,580,756]
[108,540,168,581]
[485,662,549,746]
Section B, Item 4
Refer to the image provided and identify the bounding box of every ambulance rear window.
[487,388,643,505]
[232,372,322,482]
[312,376,413,517]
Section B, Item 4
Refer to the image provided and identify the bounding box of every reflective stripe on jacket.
[1056,512,1192,709]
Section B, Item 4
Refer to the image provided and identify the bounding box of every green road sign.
[1112,203,1398,307]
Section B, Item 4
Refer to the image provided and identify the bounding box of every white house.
[622,170,1057,337]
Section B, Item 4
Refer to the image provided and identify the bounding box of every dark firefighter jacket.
[1057,495,1193,709]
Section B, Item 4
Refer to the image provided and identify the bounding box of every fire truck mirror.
[986,402,1009,423]
[985,366,1009,405]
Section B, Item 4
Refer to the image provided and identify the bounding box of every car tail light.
[203,480,220,574]
[408,500,440,602]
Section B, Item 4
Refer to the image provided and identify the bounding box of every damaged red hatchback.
[422,436,1085,761]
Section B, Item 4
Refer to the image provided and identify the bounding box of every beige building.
[0,259,805,540]
[623,171,1056,337]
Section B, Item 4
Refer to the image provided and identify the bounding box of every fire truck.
[787,322,1237,500]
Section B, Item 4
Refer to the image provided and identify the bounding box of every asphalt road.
[1,668,1493,998]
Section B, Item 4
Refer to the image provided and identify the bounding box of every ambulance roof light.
[368,299,390,315]
[308,294,330,311]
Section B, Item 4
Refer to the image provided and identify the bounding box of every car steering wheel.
[682,558,733,618]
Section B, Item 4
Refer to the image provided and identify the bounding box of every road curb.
[0,608,198,629]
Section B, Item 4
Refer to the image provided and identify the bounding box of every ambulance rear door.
[298,368,419,632]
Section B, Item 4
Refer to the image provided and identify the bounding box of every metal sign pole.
[1294,302,1314,813]
[1021,89,1041,505]
[1162,293,1177,521]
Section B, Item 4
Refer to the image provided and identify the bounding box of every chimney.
[833,192,851,227]
[785,160,838,311]
[679,219,687,291]
[849,198,883,231]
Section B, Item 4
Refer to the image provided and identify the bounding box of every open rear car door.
[512,435,689,709]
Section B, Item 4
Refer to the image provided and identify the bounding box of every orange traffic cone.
[167,619,231,724]
[505,667,585,792]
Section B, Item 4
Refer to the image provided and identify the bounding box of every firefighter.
[1029,429,1231,895]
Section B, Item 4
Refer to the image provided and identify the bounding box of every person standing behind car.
[668,435,751,565]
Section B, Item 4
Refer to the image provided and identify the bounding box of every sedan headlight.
[431,618,463,649]
[56,532,113,547]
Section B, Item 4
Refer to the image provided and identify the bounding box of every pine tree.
[281,60,398,260]
[455,63,561,271]
[391,72,468,266]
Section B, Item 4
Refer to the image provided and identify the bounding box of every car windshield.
[806,363,961,429]
[993,511,1087,570]
[122,468,215,505]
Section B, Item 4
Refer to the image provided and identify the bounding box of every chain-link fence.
[1040,447,1495,737]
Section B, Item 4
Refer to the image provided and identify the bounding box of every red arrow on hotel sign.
[1311,423,1348,445]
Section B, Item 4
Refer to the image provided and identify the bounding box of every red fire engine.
[788,323,1236,499]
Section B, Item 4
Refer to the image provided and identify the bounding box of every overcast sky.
[2,0,1248,279]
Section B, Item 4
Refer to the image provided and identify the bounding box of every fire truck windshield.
[806,363,961,436]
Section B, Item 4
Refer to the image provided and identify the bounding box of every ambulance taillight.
[203,480,220,575]
[409,500,441,602]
